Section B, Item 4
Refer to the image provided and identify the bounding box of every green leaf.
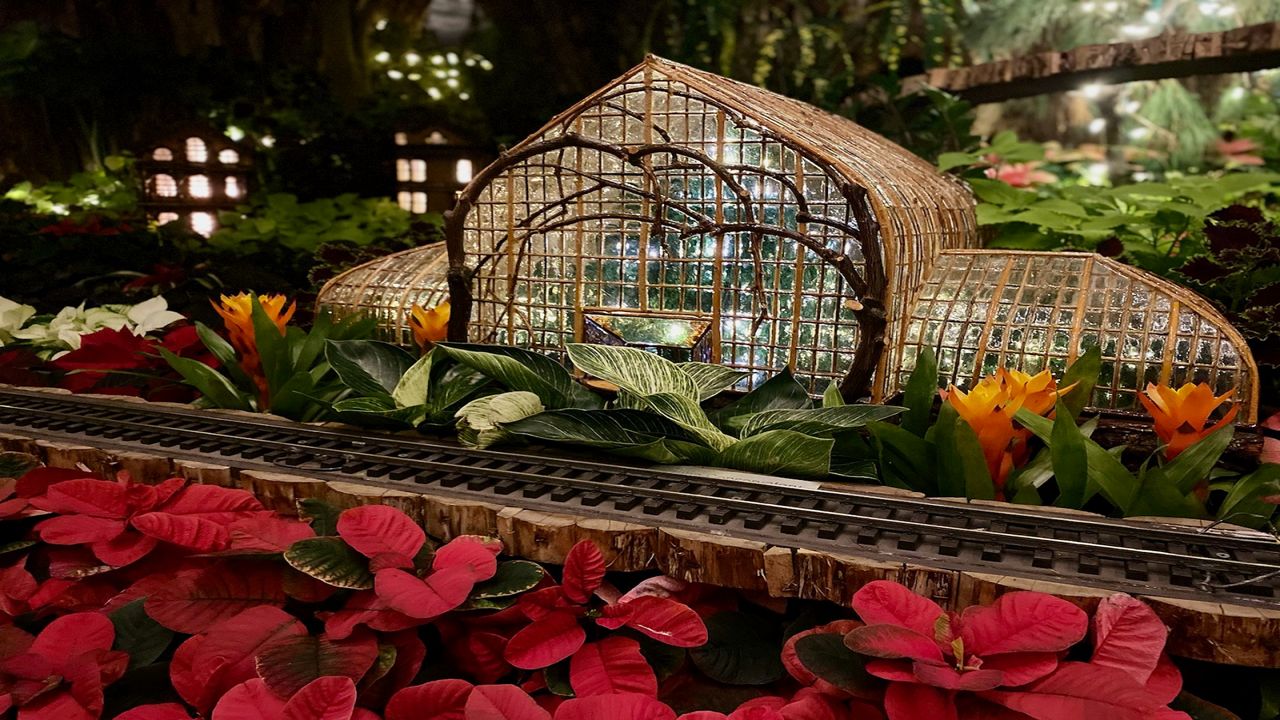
[110,599,174,670]
[297,499,341,535]
[566,344,699,399]
[455,391,544,448]
[635,392,735,451]
[679,362,748,401]
[1017,410,1138,512]
[503,408,707,450]
[250,295,294,399]
[793,633,880,698]
[822,382,845,408]
[716,430,833,479]
[709,368,812,436]
[738,405,906,439]
[325,340,416,398]
[937,151,978,172]
[1217,464,1280,530]
[159,349,252,411]
[901,348,937,436]
[1049,401,1089,509]
[438,343,602,410]
[968,178,1037,207]
[865,421,937,494]
[1169,691,1242,720]
[1059,346,1101,420]
[195,321,252,388]
[471,560,546,599]
[690,611,785,685]
[284,537,373,589]
[0,452,38,479]
[255,633,379,697]
[933,404,994,500]
[293,310,334,374]
[392,351,434,408]
[1162,425,1234,496]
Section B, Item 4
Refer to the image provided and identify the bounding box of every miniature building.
[319,242,451,346]
[136,130,251,237]
[393,127,489,215]
[318,55,1258,420]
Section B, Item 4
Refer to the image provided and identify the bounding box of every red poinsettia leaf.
[505,611,587,670]
[36,515,126,545]
[553,693,676,720]
[336,505,425,565]
[959,591,1088,656]
[255,630,380,698]
[91,530,158,567]
[131,512,231,552]
[170,635,235,713]
[978,661,1163,720]
[14,689,95,720]
[466,684,552,720]
[844,624,944,663]
[851,581,945,640]
[780,619,863,689]
[978,652,1060,687]
[1143,654,1182,705]
[677,713,729,720]
[52,328,154,371]
[157,483,264,517]
[433,536,500,581]
[386,679,473,720]
[375,565,477,620]
[281,676,359,720]
[16,467,93,498]
[911,661,1005,691]
[211,678,287,720]
[30,611,114,660]
[561,541,606,604]
[145,561,286,633]
[1089,594,1167,686]
[284,567,341,603]
[0,625,33,660]
[885,682,957,720]
[359,629,427,709]
[611,596,708,647]
[319,591,420,640]
[864,659,919,683]
[63,652,109,714]
[192,605,309,691]
[30,478,128,518]
[569,637,658,697]
[113,703,195,720]
[227,514,317,553]
[519,586,571,622]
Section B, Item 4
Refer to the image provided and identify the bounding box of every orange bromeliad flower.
[409,301,450,351]
[1138,382,1238,460]
[943,368,1076,498]
[212,293,295,410]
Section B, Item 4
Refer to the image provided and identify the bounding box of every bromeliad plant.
[160,293,376,421]
[0,461,1208,720]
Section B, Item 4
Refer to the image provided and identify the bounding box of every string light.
[375,19,388,30]
[374,51,391,63]
[1127,127,1150,140]
[405,52,421,65]
[1121,24,1151,37]
[387,70,404,80]
[1081,83,1105,99]
[1102,1,1119,11]
[1229,86,1247,100]
[1088,118,1107,134]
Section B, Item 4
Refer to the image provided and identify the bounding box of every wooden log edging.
[906,21,1280,103]
[3,430,1278,667]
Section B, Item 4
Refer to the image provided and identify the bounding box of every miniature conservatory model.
[317,55,1258,420]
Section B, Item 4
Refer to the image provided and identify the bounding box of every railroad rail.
[0,387,1277,612]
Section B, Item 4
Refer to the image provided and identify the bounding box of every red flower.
[36,215,132,237]
[0,612,129,719]
[30,471,266,567]
[502,540,707,693]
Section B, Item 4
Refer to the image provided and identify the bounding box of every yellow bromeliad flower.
[212,293,295,409]
[1138,382,1238,460]
[409,301,450,351]
[943,368,1075,498]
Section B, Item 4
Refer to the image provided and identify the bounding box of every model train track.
[1,387,1277,609]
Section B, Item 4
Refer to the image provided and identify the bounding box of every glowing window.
[188,175,211,198]
[153,174,178,197]
[225,177,241,198]
[157,212,179,225]
[412,192,427,213]
[394,132,408,146]
[396,159,411,182]
[185,137,208,163]
[218,149,240,164]
[455,159,474,184]
[152,148,173,161]
[191,212,216,237]
[397,192,412,211]
[410,159,427,182]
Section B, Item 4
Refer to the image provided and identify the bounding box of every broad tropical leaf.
[391,350,435,407]
[678,362,747,400]
[502,409,713,464]
[565,343,700,399]
[438,343,602,409]
[933,403,994,500]
[901,348,938,436]
[709,368,812,436]
[325,340,417,398]
[160,349,252,411]
[715,430,833,479]
[456,391,545,448]
[738,405,906,439]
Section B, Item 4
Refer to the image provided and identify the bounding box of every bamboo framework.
[316,243,451,346]
[903,250,1260,422]
[443,56,979,399]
